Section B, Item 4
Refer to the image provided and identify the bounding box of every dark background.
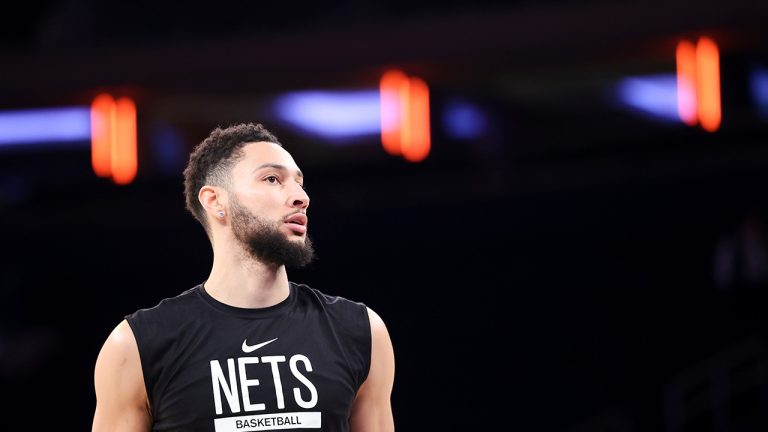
[2,0,768,430]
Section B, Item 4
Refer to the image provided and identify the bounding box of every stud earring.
[218,211,225,218]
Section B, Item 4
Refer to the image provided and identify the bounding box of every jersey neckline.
[195,282,297,318]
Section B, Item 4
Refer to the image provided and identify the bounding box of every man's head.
[183,123,314,267]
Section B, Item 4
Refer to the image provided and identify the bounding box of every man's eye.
[265,176,280,184]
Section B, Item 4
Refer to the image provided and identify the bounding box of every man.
[92,123,395,432]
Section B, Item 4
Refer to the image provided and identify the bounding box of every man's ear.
[199,185,228,221]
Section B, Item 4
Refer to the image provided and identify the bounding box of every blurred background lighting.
[112,97,138,185]
[402,77,431,162]
[616,75,681,123]
[696,36,721,132]
[0,107,90,147]
[150,123,187,175]
[379,69,431,162]
[442,99,488,139]
[676,40,698,126]
[380,69,409,155]
[675,37,722,132]
[91,94,116,177]
[90,93,138,184]
[750,67,768,119]
[273,90,381,141]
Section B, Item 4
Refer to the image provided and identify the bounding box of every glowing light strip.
[675,37,722,132]
[696,36,721,132]
[380,70,408,156]
[91,94,115,177]
[90,93,138,184]
[379,69,431,162]
[113,97,138,185]
[273,90,381,140]
[676,40,698,126]
[403,77,430,162]
[0,107,91,146]
[616,75,680,122]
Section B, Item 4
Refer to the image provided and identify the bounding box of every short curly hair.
[183,122,282,233]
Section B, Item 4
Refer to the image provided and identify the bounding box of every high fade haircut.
[183,122,282,235]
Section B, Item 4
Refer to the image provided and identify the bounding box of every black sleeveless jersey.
[125,282,371,432]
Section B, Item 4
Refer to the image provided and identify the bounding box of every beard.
[229,197,315,268]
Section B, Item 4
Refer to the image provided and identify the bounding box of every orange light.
[91,93,115,177]
[403,77,430,162]
[380,70,408,156]
[696,36,721,132]
[398,77,412,158]
[676,40,698,126]
[379,69,431,162]
[113,97,138,185]
[90,93,138,184]
[675,37,722,132]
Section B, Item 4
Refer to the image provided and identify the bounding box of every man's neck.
[204,245,291,309]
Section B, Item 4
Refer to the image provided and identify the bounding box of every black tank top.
[126,282,371,432]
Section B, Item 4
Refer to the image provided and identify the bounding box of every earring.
[218,211,225,218]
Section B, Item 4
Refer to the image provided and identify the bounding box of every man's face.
[227,142,314,267]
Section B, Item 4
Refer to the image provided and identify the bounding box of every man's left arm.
[349,307,396,432]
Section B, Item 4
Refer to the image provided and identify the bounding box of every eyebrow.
[253,163,304,178]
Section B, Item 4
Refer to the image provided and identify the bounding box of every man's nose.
[289,184,309,209]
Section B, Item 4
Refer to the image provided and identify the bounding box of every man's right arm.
[92,319,152,432]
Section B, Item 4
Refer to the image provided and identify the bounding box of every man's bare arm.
[349,307,396,432]
[92,319,151,432]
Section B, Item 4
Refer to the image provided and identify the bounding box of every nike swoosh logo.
[242,337,278,353]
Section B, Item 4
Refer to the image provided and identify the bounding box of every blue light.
[615,75,681,123]
[750,67,768,119]
[150,123,188,175]
[0,107,91,147]
[442,99,488,139]
[273,90,381,141]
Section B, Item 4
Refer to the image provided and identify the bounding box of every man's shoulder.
[126,284,203,321]
[291,281,368,314]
